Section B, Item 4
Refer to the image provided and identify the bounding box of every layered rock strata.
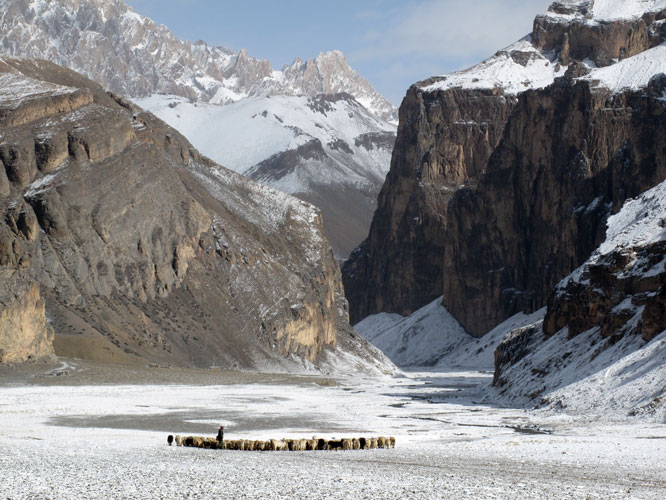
[0,57,381,370]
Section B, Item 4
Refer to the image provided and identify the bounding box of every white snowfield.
[134,94,396,194]
[1,367,665,500]
[422,0,666,96]
[421,38,567,96]
[584,43,666,92]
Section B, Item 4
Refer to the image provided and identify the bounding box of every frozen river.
[1,362,664,499]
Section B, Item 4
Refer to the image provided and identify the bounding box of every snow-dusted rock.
[0,56,393,374]
[545,179,666,342]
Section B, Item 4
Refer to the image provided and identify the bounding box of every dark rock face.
[0,57,372,369]
[493,321,543,387]
[533,8,666,67]
[443,81,666,336]
[343,87,516,324]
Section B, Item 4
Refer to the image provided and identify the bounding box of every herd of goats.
[168,435,396,452]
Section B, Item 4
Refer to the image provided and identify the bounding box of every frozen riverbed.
[1,362,665,499]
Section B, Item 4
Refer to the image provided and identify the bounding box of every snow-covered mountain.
[0,0,397,122]
[134,93,396,258]
[421,0,666,97]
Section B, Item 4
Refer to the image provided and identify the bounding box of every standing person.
[216,425,224,445]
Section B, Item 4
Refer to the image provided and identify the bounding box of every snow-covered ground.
[1,364,665,500]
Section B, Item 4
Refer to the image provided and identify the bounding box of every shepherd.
[216,425,225,445]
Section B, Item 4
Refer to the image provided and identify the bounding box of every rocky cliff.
[544,179,666,343]
[344,0,666,334]
[0,57,390,372]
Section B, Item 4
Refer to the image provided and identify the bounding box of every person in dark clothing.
[216,425,224,444]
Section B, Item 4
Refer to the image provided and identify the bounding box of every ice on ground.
[0,366,665,500]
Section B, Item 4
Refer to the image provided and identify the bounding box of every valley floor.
[0,360,664,500]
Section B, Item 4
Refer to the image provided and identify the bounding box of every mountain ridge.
[0,0,397,122]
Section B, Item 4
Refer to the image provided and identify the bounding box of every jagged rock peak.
[0,0,397,122]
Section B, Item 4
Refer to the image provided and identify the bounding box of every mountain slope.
[0,0,396,122]
[0,0,398,258]
[134,93,396,258]
[0,56,394,374]
[494,179,666,421]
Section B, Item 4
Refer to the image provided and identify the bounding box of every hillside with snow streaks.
[136,93,396,258]
[134,94,395,182]
[0,0,397,122]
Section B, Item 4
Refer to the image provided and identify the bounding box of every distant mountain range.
[0,0,397,122]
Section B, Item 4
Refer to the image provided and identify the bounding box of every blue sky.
[126,0,552,106]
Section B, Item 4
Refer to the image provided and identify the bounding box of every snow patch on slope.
[584,44,666,92]
[354,298,469,367]
[355,297,545,370]
[496,324,666,422]
[421,38,566,95]
[134,93,396,192]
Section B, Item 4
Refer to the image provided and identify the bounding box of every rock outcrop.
[0,281,54,364]
[544,179,666,343]
[344,0,666,334]
[0,57,388,371]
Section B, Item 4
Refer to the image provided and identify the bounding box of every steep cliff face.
[0,57,388,371]
[344,0,666,332]
[343,87,516,323]
[444,77,666,336]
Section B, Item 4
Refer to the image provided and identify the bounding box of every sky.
[126,0,553,106]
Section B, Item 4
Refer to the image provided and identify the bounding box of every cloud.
[352,0,552,66]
